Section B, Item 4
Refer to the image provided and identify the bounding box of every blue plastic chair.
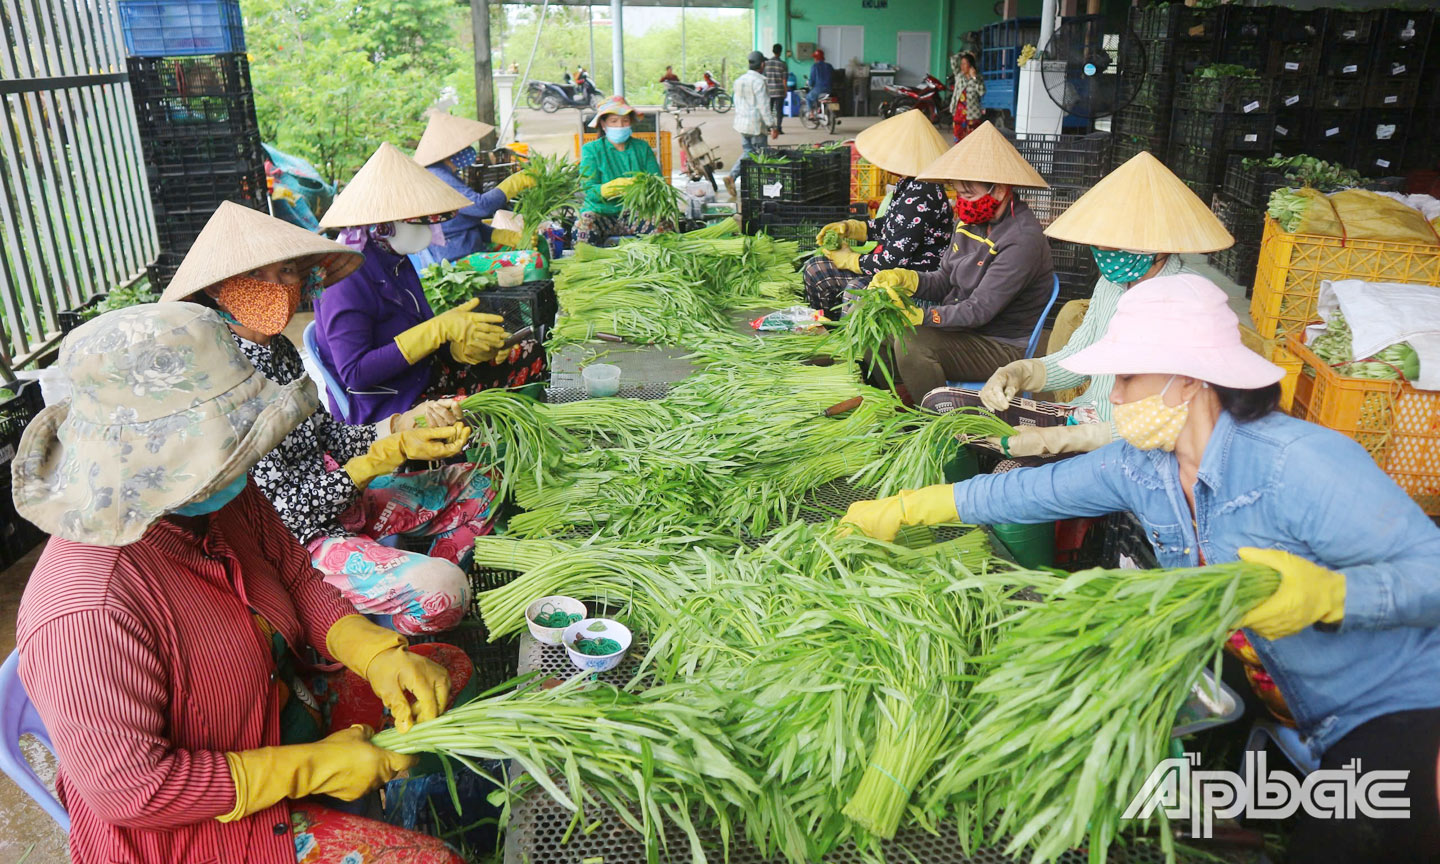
[302,321,351,422]
[0,650,69,830]
[1244,718,1320,776]
[946,272,1062,391]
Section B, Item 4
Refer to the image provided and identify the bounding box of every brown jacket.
[912,198,1054,340]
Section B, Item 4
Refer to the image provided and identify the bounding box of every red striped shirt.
[16,482,355,864]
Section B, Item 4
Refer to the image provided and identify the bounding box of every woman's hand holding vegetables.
[986,422,1113,457]
[219,725,416,822]
[392,398,462,433]
[326,615,452,732]
[393,298,509,366]
[344,424,471,486]
[1237,548,1346,640]
[815,219,867,247]
[823,246,863,273]
[979,359,1048,412]
[600,176,637,199]
[869,268,919,297]
[839,484,959,542]
[497,169,538,199]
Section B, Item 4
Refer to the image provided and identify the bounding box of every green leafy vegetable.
[617,171,682,228]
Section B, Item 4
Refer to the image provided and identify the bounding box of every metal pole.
[610,0,625,97]
[1038,0,1057,51]
[589,5,595,79]
[472,0,496,124]
[680,0,686,79]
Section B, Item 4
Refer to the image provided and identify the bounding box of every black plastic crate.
[127,53,251,101]
[1271,113,1304,149]
[1266,41,1323,77]
[1320,44,1372,78]
[472,279,560,343]
[1113,100,1168,137]
[1111,132,1166,167]
[1315,77,1367,110]
[1100,511,1159,570]
[132,87,258,129]
[1325,10,1379,45]
[1166,142,1219,184]
[1003,132,1111,187]
[1174,76,1273,113]
[1365,76,1420,110]
[1048,239,1098,283]
[1273,77,1312,111]
[1222,5,1273,44]
[1169,41,1217,80]
[140,130,264,171]
[1272,8,1323,44]
[740,146,849,211]
[58,293,109,334]
[1016,185,1086,229]
[1304,111,1360,149]
[0,381,47,570]
[1128,74,1174,108]
[1375,9,1434,50]
[1371,50,1424,82]
[150,166,268,211]
[146,250,187,290]
[1140,37,1175,77]
[1172,108,1273,154]
[1212,240,1261,290]
[1217,38,1272,69]
[463,161,520,195]
[742,200,857,240]
[1135,4,1222,42]
[1353,143,1406,179]
[1354,109,1413,149]
[1211,192,1264,244]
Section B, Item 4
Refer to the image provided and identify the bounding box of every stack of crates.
[120,0,265,292]
[1352,10,1432,177]
[1168,71,1273,203]
[1113,4,1219,165]
[979,17,1041,117]
[848,142,897,217]
[740,146,851,239]
[1008,132,1112,327]
[1264,8,1324,154]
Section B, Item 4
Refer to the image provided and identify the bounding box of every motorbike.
[877,73,950,122]
[525,75,603,112]
[797,87,840,135]
[661,78,733,113]
[672,112,723,192]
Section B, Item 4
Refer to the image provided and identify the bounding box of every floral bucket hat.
[11,303,319,546]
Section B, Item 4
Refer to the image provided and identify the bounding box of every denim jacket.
[953,411,1440,757]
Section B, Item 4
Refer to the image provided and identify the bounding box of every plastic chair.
[302,321,351,422]
[1244,718,1320,776]
[0,650,69,831]
[945,272,1062,391]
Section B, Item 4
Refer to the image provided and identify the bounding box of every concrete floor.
[0,127,1252,860]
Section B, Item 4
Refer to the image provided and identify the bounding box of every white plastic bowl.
[525,595,588,645]
[582,363,621,398]
[561,617,633,673]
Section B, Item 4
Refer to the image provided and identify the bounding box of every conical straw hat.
[915,121,1049,188]
[854,108,953,178]
[161,202,363,302]
[413,112,497,167]
[1044,152,1234,253]
[320,142,474,229]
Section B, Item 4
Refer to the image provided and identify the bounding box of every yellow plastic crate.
[1287,336,1440,515]
[851,159,897,210]
[1250,216,1440,342]
[1240,324,1302,413]
[574,131,674,180]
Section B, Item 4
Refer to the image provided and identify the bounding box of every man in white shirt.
[725,51,777,197]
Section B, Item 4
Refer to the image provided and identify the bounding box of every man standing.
[763,44,788,137]
[724,51,777,198]
[807,48,834,117]
[660,65,680,83]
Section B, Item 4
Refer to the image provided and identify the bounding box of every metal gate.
[0,0,157,366]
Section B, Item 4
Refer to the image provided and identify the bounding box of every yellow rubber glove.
[1237,548,1346,640]
[814,219,868,246]
[883,286,924,326]
[979,358,1049,412]
[326,615,452,733]
[392,398,462,433]
[986,422,1113,458]
[218,725,416,822]
[490,228,523,249]
[496,170,537,199]
[839,484,959,542]
[600,176,636,199]
[343,424,471,486]
[393,298,508,366]
[823,246,863,273]
[870,268,920,297]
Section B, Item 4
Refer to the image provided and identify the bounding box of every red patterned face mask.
[954,193,1001,224]
[216,276,301,336]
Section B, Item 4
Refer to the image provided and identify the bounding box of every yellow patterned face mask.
[1112,376,1193,451]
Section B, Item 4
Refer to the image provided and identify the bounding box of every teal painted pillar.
[936,0,951,76]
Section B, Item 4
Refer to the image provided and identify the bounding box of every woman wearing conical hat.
[317,142,546,426]
[929,152,1234,457]
[800,109,953,319]
[13,302,472,864]
[863,122,1055,402]
[159,200,503,636]
[413,111,539,259]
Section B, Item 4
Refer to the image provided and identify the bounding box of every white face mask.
[386,221,434,255]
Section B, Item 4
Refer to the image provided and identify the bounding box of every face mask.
[386,220,435,255]
[605,125,633,144]
[217,276,302,336]
[1113,376,1193,452]
[449,146,478,170]
[172,474,247,516]
[954,192,1000,224]
[1091,247,1158,284]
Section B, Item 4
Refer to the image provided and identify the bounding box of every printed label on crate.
[1285,95,1300,106]
[1376,159,1391,168]
[1325,127,1340,137]
[1243,100,1261,114]
[1343,64,1358,74]
[1275,124,1289,135]
[762,182,783,198]
[1376,123,1396,140]
[1284,62,1300,71]
[1401,22,1416,39]
[1385,95,1398,104]
[1244,134,1258,142]
[1391,64,1406,76]
[1342,29,1357,39]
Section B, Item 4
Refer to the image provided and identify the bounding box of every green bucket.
[942,445,981,483]
[991,521,1056,569]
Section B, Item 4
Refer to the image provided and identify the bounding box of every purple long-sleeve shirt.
[427,164,509,262]
[314,244,434,423]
